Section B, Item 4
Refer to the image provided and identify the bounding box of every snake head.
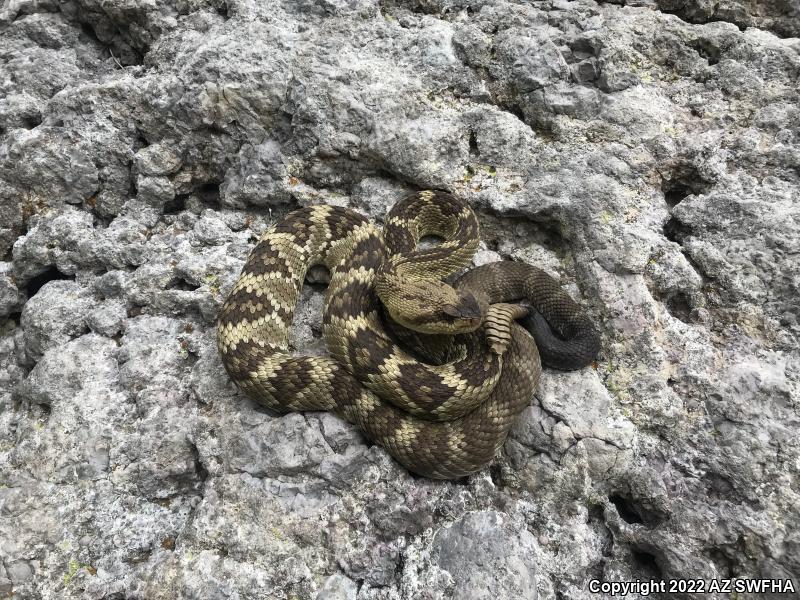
[377,274,485,335]
[441,292,483,323]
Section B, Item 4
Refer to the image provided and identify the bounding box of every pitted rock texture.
[1,1,798,599]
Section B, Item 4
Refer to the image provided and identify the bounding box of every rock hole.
[433,473,470,486]
[468,130,479,156]
[32,402,51,421]
[189,441,209,484]
[567,36,596,58]
[661,166,713,208]
[112,43,144,67]
[658,6,708,26]
[127,304,144,318]
[22,114,42,129]
[689,39,721,65]
[663,181,694,208]
[394,552,406,578]
[531,219,568,257]
[92,213,114,228]
[704,471,735,499]
[489,464,503,486]
[588,503,605,522]
[198,183,220,204]
[78,22,102,46]
[665,291,694,323]
[180,343,199,367]
[708,548,736,578]
[26,267,73,297]
[609,493,667,526]
[133,130,149,151]
[129,166,139,198]
[206,122,228,136]
[662,217,692,245]
[168,277,200,291]
[609,494,644,524]
[216,0,229,18]
[631,547,663,580]
[163,194,188,215]
[504,102,524,121]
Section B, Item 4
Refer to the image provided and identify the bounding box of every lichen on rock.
[1,0,798,598]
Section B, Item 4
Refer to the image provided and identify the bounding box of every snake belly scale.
[217,191,600,479]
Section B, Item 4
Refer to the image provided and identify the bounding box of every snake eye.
[458,293,482,320]
[442,304,462,318]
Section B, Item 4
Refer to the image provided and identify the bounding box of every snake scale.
[217,191,600,479]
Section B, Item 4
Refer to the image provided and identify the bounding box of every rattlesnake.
[217,191,600,479]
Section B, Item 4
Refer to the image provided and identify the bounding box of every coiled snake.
[217,191,600,479]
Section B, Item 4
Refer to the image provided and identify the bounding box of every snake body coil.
[217,191,599,479]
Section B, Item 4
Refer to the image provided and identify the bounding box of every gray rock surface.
[1,0,798,598]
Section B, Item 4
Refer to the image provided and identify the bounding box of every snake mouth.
[439,315,483,335]
[461,316,484,330]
